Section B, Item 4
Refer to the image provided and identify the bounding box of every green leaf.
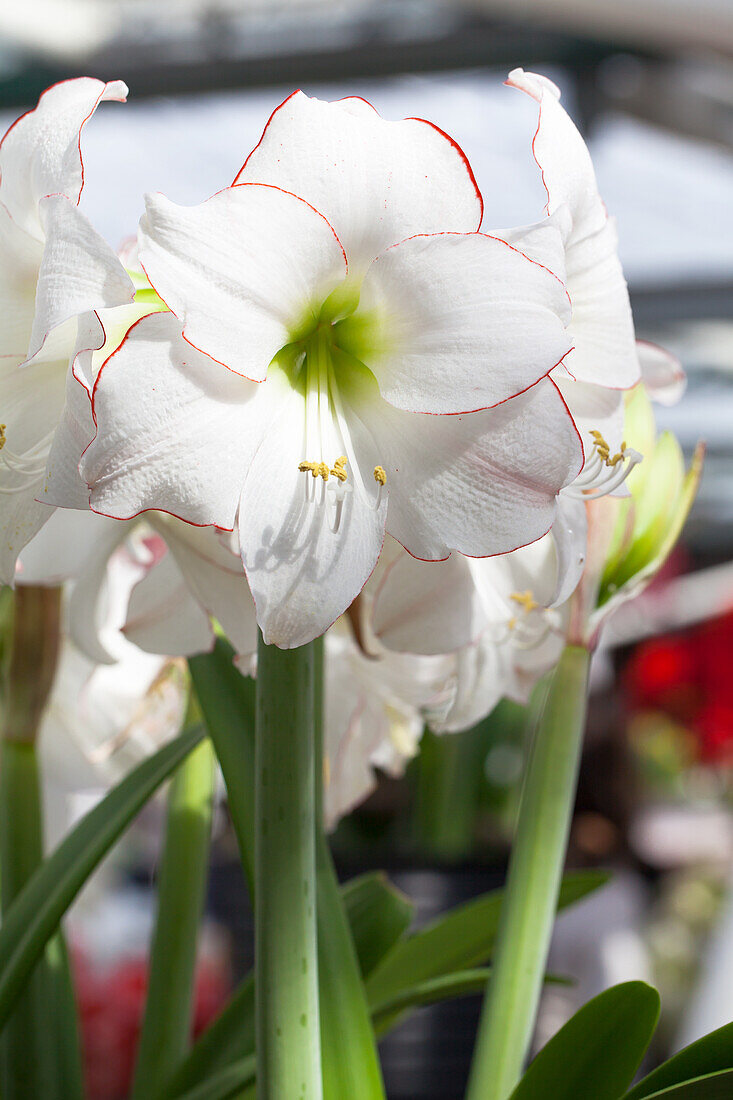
[166,864,411,1095]
[173,1055,256,1100]
[365,869,609,1007]
[0,725,204,1032]
[341,872,413,979]
[625,1022,733,1099]
[371,968,569,1036]
[189,641,256,895]
[509,981,660,1100]
[639,1070,733,1099]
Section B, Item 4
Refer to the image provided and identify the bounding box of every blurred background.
[2,2,733,1098]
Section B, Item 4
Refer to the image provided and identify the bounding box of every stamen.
[566,430,643,501]
[510,590,539,613]
[0,424,55,495]
[331,455,348,481]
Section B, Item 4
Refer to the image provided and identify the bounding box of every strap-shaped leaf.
[173,1055,256,1100]
[365,869,608,1007]
[342,872,413,978]
[626,1023,733,1100]
[0,725,204,1032]
[639,1069,733,1099]
[509,981,660,1100]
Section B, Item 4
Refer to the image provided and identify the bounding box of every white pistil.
[297,331,387,533]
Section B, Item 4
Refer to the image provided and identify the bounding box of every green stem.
[414,725,482,860]
[255,634,322,1100]
[132,736,216,1100]
[465,645,591,1100]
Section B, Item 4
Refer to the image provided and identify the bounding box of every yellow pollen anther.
[298,460,331,480]
[373,465,387,486]
[510,590,539,613]
[590,430,630,469]
[331,455,348,482]
[0,425,5,451]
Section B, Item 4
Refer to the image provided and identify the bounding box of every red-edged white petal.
[372,551,484,655]
[346,371,582,560]
[81,312,271,529]
[66,515,134,664]
[0,202,43,359]
[238,389,387,649]
[561,218,638,389]
[354,230,571,413]
[506,71,640,392]
[27,195,134,361]
[44,305,167,511]
[235,90,483,274]
[638,340,686,406]
[505,68,605,241]
[123,542,215,658]
[138,184,348,381]
[0,77,127,239]
[154,517,258,659]
[0,496,52,586]
[17,505,121,588]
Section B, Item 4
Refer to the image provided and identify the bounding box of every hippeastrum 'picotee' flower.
[0,78,138,580]
[18,505,257,665]
[62,91,585,648]
[505,69,643,496]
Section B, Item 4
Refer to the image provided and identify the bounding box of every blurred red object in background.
[624,609,733,766]
[73,946,230,1100]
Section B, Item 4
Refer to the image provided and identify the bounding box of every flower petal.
[561,218,639,389]
[82,312,270,528]
[505,69,605,241]
[238,389,387,649]
[353,230,571,413]
[638,340,686,406]
[506,70,639,391]
[346,369,582,559]
[235,90,483,274]
[0,202,42,359]
[372,551,485,655]
[27,195,134,361]
[139,184,348,380]
[153,516,258,659]
[123,540,215,658]
[0,77,127,238]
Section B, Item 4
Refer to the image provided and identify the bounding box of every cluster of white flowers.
[1,71,696,824]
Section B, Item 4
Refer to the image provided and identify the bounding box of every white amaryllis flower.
[56,91,584,648]
[18,505,258,665]
[323,618,454,829]
[38,566,187,843]
[371,512,581,732]
[505,69,642,497]
[0,78,138,581]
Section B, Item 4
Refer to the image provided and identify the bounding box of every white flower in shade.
[505,69,643,496]
[323,618,454,829]
[38,573,187,844]
[0,78,139,581]
[373,380,701,731]
[18,506,258,665]
[57,91,584,648]
[371,510,582,732]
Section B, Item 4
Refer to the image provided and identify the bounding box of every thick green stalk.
[132,736,216,1100]
[255,634,323,1100]
[465,645,591,1100]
